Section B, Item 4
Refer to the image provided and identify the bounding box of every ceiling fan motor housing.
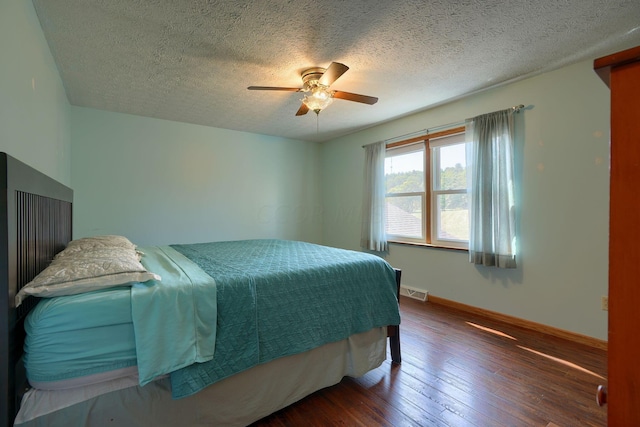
[301,67,327,91]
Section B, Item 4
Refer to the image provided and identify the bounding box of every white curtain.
[466,109,517,268]
[361,141,388,252]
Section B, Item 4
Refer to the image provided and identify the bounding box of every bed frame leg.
[390,269,401,364]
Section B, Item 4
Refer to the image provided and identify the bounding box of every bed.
[1,152,401,427]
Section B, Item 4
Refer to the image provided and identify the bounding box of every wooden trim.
[386,135,427,149]
[423,295,607,351]
[385,126,465,149]
[426,126,465,140]
[594,45,640,87]
[388,240,468,252]
[599,50,640,425]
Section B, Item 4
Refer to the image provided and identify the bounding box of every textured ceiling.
[32,0,640,143]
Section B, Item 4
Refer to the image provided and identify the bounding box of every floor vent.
[400,286,428,302]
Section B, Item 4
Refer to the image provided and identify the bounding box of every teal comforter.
[134,239,400,399]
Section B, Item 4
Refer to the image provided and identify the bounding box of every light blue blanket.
[134,240,400,399]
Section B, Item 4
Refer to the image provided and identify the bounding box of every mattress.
[24,287,137,389]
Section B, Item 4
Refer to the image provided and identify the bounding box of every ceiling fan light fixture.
[302,85,334,113]
[249,62,376,116]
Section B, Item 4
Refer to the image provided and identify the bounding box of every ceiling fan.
[248,62,378,116]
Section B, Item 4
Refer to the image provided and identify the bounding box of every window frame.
[384,142,427,244]
[384,126,468,250]
[429,132,469,249]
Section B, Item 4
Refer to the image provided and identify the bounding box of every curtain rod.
[362,104,525,148]
[427,104,525,135]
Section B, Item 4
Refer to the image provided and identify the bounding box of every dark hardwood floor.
[252,297,607,427]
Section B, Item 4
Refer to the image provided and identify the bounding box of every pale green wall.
[0,0,71,184]
[5,0,611,340]
[71,107,322,246]
[321,60,610,340]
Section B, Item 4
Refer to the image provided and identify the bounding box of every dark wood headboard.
[0,153,73,427]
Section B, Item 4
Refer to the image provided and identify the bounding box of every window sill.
[388,240,468,252]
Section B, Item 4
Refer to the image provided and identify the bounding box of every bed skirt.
[15,327,387,427]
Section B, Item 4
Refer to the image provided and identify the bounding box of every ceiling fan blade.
[333,91,378,105]
[295,103,309,116]
[247,86,302,91]
[318,62,349,87]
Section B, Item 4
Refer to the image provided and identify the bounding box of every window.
[385,144,425,242]
[430,132,468,248]
[384,127,469,249]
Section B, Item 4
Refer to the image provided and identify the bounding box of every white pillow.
[15,246,160,306]
[55,235,137,258]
